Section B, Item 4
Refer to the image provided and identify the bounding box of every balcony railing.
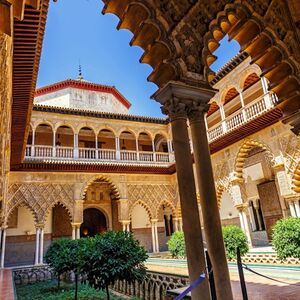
[207,93,278,142]
[25,145,174,164]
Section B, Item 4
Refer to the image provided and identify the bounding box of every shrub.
[222,225,249,260]
[272,217,300,260]
[45,238,85,300]
[81,231,148,300]
[167,231,186,258]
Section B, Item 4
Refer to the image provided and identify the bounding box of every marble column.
[31,128,35,156]
[294,200,300,217]
[237,206,252,246]
[0,228,6,268]
[115,137,120,160]
[76,225,81,239]
[188,101,233,300]
[52,131,56,157]
[35,227,40,265]
[289,201,297,217]
[39,227,44,264]
[154,221,159,252]
[173,217,178,232]
[72,224,76,240]
[151,220,157,253]
[178,218,183,232]
[253,200,263,231]
[248,202,257,231]
[154,83,211,300]
[74,133,79,158]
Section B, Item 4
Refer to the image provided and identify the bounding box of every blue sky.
[38,0,240,117]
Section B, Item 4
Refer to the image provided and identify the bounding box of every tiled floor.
[0,269,14,300]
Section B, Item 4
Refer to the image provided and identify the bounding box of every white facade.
[34,86,129,114]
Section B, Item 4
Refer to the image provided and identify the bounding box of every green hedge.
[222,225,249,260]
[272,217,300,260]
[167,231,186,258]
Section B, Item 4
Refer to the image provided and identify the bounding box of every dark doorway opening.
[80,208,107,237]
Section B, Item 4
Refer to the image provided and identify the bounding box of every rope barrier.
[242,263,300,287]
[174,271,206,300]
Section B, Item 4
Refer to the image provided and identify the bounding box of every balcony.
[25,146,174,165]
[207,93,278,143]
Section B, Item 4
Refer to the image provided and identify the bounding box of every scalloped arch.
[155,200,177,219]
[44,201,73,223]
[81,175,120,201]
[292,161,300,193]
[234,139,275,179]
[129,200,152,220]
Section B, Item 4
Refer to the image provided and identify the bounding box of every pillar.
[76,225,81,239]
[237,206,252,246]
[116,136,120,160]
[294,200,300,217]
[178,218,183,232]
[31,128,35,156]
[188,102,233,300]
[239,91,247,121]
[0,228,6,268]
[154,83,211,300]
[151,220,157,253]
[39,227,44,264]
[154,220,159,252]
[253,200,263,231]
[95,134,98,159]
[52,130,56,157]
[219,105,227,133]
[173,217,178,232]
[35,227,40,265]
[289,201,297,217]
[72,224,76,240]
[248,202,257,231]
[74,133,78,158]
[135,138,139,160]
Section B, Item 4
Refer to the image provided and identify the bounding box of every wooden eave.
[11,0,49,167]
[11,160,177,174]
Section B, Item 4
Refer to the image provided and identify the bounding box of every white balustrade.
[78,148,96,159]
[25,145,32,157]
[207,94,276,142]
[155,152,170,162]
[98,149,116,160]
[120,150,137,161]
[139,151,154,162]
[56,146,74,158]
[34,145,53,158]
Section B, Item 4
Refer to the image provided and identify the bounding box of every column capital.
[35,223,45,229]
[284,194,299,203]
[150,218,159,223]
[235,204,248,212]
[152,81,215,121]
[120,220,130,225]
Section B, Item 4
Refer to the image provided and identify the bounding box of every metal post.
[237,247,248,300]
[205,250,217,300]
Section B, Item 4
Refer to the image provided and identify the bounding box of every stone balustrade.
[25,146,174,165]
[207,93,278,142]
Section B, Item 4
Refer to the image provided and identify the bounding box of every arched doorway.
[81,208,107,237]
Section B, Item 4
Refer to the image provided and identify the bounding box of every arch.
[202,2,300,115]
[97,128,116,150]
[234,139,275,179]
[238,65,262,91]
[129,200,152,220]
[207,101,220,117]
[51,202,73,238]
[292,161,300,193]
[136,129,154,141]
[137,131,153,152]
[55,125,74,147]
[78,126,96,149]
[34,123,54,146]
[242,72,261,91]
[119,130,137,151]
[6,201,38,225]
[155,200,176,219]
[81,208,108,237]
[44,200,73,224]
[97,125,117,137]
[81,175,120,201]
[33,120,54,132]
[154,133,168,153]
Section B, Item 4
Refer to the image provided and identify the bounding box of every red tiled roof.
[35,79,132,109]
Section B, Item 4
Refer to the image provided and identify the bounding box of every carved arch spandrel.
[6,183,74,224]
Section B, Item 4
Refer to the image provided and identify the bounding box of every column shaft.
[151,223,156,253]
[154,222,159,253]
[72,226,76,240]
[289,202,297,217]
[0,229,6,268]
[170,115,210,300]
[294,200,300,217]
[39,228,44,264]
[190,113,233,300]
[35,228,40,265]
[76,226,81,239]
